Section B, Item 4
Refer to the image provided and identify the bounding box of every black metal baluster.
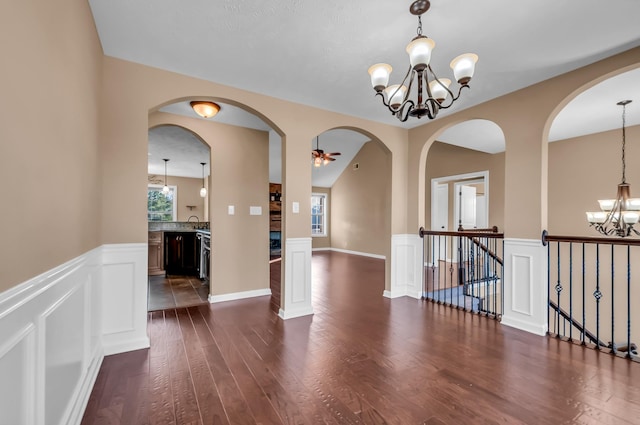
[569,242,573,341]
[595,244,601,350]
[611,244,616,355]
[582,243,586,345]
[556,242,562,338]
[627,245,631,359]
[547,239,551,335]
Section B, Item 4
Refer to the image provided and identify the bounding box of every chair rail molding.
[501,238,548,336]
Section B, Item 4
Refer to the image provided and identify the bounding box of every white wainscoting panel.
[279,238,314,320]
[501,238,548,336]
[0,249,104,425]
[101,244,150,355]
[388,234,423,299]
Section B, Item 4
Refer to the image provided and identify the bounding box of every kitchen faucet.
[187,215,200,226]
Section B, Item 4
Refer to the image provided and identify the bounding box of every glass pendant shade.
[162,185,170,194]
[199,162,207,198]
[450,53,478,84]
[623,212,639,224]
[429,78,451,103]
[406,36,435,70]
[368,63,392,92]
[598,199,615,211]
[190,101,220,118]
[384,85,407,109]
[627,198,640,210]
[586,211,607,224]
[314,157,322,167]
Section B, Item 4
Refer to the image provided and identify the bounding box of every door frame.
[431,171,489,229]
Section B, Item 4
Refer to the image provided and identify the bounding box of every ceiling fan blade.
[327,157,336,161]
[326,152,341,156]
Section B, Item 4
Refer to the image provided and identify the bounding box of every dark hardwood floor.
[84,251,640,424]
[148,275,209,311]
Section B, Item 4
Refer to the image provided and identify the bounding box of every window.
[311,193,327,236]
[148,184,177,221]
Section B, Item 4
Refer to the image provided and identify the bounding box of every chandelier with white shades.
[586,100,640,237]
[367,0,478,122]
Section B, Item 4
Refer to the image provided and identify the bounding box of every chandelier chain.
[417,15,423,36]
[622,102,627,183]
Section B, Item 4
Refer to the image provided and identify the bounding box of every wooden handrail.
[549,300,607,347]
[419,227,504,239]
[467,236,503,266]
[542,230,640,246]
[458,225,499,233]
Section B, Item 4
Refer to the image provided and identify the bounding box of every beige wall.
[548,125,640,236]
[147,175,207,222]
[331,141,391,257]
[150,113,270,295]
[425,142,505,231]
[0,0,103,291]
[311,186,331,249]
[99,57,408,293]
[408,47,640,240]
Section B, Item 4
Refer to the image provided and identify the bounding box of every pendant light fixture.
[586,100,640,237]
[190,101,220,118]
[200,162,207,198]
[162,158,170,194]
[367,0,478,122]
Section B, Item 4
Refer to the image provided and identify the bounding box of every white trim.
[329,248,386,260]
[390,234,423,300]
[209,288,271,303]
[280,237,314,320]
[383,290,407,299]
[278,306,314,320]
[311,247,331,252]
[311,192,328,237]
[501,238,548,336]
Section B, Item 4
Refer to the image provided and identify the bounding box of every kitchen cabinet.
[148,231,164,276]
[164,232,198,275]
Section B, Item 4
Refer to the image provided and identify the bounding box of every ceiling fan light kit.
[586,100,640,237]
[312,135,341,167]
[190,101,220,118]
[368,0,478,122]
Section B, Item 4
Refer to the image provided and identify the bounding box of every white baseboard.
[209,288,271,303]
[278,306,314,320]
[327,248,386,260]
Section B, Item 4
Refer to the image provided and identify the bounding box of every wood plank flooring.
[83,251,640,424]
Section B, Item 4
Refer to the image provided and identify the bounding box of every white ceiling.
[100,0,640,178]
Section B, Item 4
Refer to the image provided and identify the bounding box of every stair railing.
[419,227,504,318]
[542,231,640,360]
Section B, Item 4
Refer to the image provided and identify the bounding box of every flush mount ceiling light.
[190,101,220,118]
[587,100,640,237]
[200,162,207,198]
[368,0,478,122]
[162,158,170,194]
[312,135,341,168]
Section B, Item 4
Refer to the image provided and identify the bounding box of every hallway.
[83,251,640,424]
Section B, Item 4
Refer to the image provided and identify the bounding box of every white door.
[457,185,477,229]
[430,183,449,262]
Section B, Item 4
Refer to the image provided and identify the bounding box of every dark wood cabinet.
[164,232,198,275]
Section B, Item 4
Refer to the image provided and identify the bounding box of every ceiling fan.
[312,135,341,167]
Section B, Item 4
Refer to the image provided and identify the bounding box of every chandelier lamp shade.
[367,0,478,122]
[586,100,640,237]
[200,162,207,198]
[190,101,220,118]
[162,158,170,194]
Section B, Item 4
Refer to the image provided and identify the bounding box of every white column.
[386,234,423,299]
[501,238,548,336]
[279,237,313,319]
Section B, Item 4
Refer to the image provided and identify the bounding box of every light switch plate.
[292,201,299,213]
[250,206,262,215]
[228,205,235,215]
